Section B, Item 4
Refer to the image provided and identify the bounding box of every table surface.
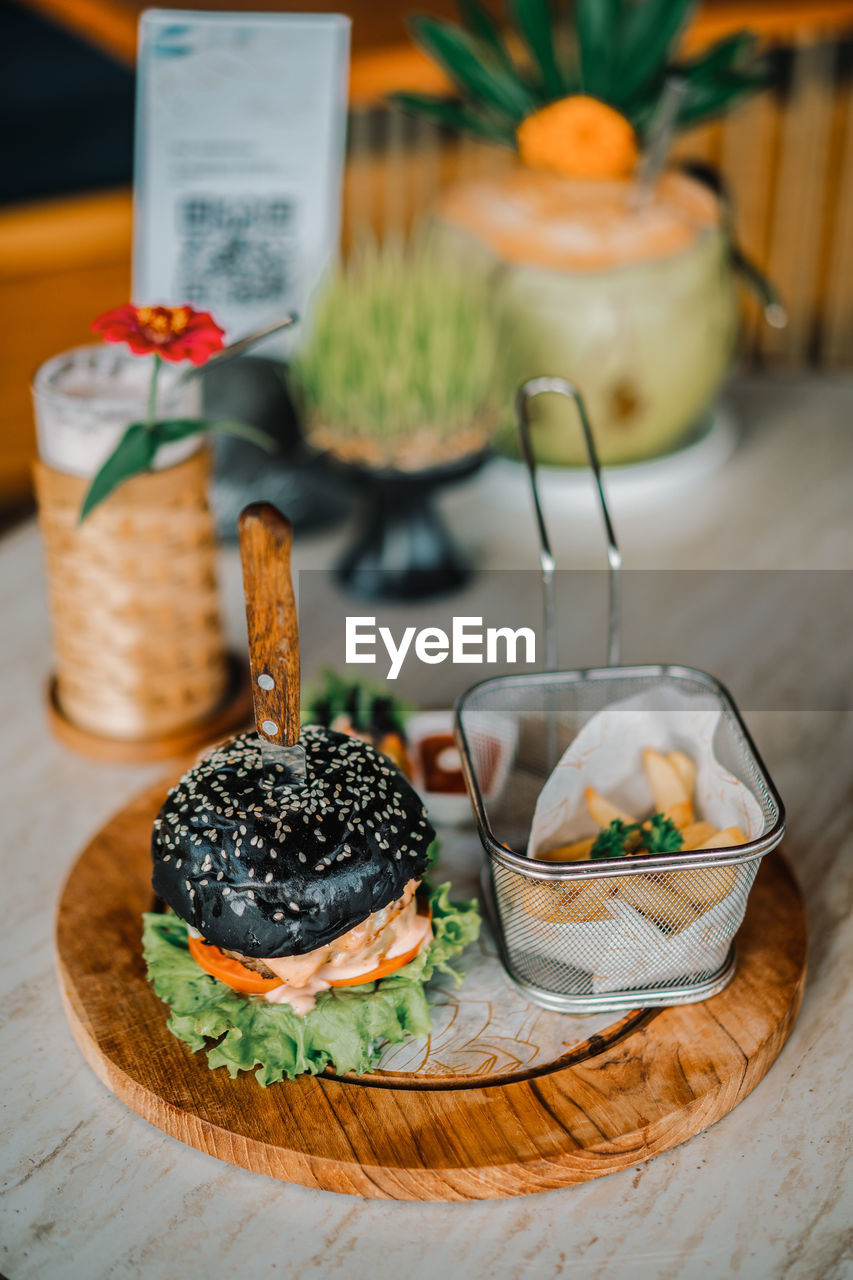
[2,373,852,1280]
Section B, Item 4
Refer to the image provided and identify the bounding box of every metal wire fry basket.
[455,379,786,1013]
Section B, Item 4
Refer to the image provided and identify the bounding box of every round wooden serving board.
[56,780,807,1201]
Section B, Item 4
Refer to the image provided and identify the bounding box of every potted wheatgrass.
[288,240,525,599]
[395,0,780,466]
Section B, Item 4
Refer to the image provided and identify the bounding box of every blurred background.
[2,0,853,525]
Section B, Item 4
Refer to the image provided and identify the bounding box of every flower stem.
[146,354,162,429]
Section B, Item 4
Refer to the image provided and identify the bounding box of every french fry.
[679,821,716,850]
[520,879,610,924]
[562,882,612,923]
[536,837,594,863]
[642,749,694,828]
[643,748,687,810]
[584,786,636,828]
[668,750,696,798]
[668,803,693,830]
[667,826,747,909]
[668,864,738,911]
[540,749,745,927]
[616,875,699,933]
[694,826,747,849]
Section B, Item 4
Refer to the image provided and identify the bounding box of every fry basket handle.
[515,377,622,668]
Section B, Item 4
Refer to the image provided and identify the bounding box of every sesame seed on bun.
[151,726,435,958]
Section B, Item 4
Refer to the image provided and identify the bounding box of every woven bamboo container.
[34,445,230,745]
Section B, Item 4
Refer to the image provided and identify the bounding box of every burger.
[143,725,480,1084]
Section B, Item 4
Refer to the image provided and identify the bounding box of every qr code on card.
[174,196,298,310]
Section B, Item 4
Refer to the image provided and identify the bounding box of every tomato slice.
[187,935,282,995]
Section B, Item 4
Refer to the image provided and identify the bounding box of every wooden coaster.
[47,652,253,763]
[56,779,806,1201]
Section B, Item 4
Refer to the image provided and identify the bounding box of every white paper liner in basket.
[524,687,764,993]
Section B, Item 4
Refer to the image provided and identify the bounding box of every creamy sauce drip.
[262,894,432,1016]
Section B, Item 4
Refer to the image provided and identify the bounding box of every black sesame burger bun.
[151,726,435,959]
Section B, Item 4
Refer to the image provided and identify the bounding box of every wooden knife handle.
[238,503,300,747]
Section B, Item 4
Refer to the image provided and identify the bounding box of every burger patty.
[222,878,420,985]
[220,951,278,978]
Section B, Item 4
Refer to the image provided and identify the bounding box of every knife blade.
[238,502,306,786]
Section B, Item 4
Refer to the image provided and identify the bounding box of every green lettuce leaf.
[142,878,480,1086]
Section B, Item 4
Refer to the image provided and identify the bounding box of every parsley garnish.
[643,813,684,854]
[590,813,684,860]
[591,820,637,859]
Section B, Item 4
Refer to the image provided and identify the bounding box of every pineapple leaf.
[408,14,533,121]
[507,0,565,98]
[456,0,516,76]
[613,0,693,107]
[678,30,759,83]
[623,94,660,135]
[391,90,516,144]
[576,0,620,99]
[677,70,770,128]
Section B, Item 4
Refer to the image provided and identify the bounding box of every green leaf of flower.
[204,419,279,453]
[155,417,278,453]
[148,418,205,445]
[79,422,157,522]
[152,417,278,453]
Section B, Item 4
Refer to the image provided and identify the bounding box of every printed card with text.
[133,10,350,350]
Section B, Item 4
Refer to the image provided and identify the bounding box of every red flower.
[92,303,225,365]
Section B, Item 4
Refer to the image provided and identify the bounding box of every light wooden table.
[1,374,852,1279]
